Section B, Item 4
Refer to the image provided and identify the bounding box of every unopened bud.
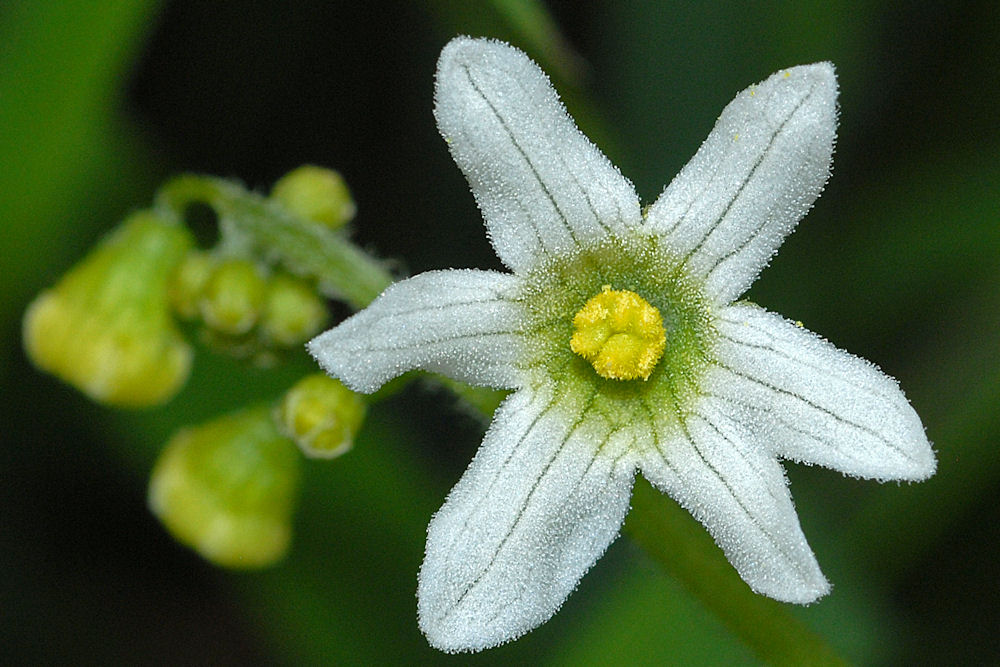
[260,273,329,347]
[276,374,365,459]
[199,258,266,336]
[271,165,356,230]
[169,250,215,321]
[148,406,300,569]
[23,212,193,407]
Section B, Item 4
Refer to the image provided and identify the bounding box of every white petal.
[639,398,829,603]
[435,37,641,273]
[418,387,637,652]
[707,303,935,481]
[646,64,837,304]
[307,270,526,393]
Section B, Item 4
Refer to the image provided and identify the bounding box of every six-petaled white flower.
[308,37,935,653]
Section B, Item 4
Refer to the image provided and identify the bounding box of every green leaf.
[0,0,161,331]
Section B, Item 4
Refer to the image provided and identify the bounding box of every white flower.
[308,37,935,652]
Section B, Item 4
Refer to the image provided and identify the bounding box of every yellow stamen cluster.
[570,286,666,381]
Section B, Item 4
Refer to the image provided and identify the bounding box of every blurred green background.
[3,0,998,663]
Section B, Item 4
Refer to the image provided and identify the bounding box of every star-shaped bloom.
[309,37,935,652]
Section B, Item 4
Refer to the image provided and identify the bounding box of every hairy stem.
[156,175,393,310]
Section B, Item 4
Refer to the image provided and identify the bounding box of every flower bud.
[270,165,356,230]
[259,273,329,347]
[148,406,300,569]
[199,258,266,336]
[169,250,215,321]
[23,212,193,407]
[276,374,365,459]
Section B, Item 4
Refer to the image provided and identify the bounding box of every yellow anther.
[570,286,666,381]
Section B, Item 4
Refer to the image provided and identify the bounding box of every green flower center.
[570,286,666,381]
[518,235,717,435]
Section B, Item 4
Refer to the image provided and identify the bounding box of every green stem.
[626,479,846,666]
[155,175,393,310]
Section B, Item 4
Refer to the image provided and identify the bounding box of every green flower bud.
[199,258,266,336]
[276,374,365,459]
[23,212,193,407]
[148,406,300,569]
[260,273,329,347]
[271,165,356,230]
[169,250,215,321]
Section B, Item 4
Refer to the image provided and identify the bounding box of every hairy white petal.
[646,64,837,305]
[708,303,935,480]
[435,37,641,273]
[419,388,637,652]
[307,270,526,393]
[639,399,829,603]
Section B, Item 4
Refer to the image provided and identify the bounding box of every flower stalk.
[626,479,847,665]
[154,174,393,310]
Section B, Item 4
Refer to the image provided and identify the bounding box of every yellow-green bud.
[169,250,215,321]
[23,212,194,407]
[148,406,300,569]
[199,258,266,336]
[276,374,365,459]
[271,165,356,230]
[259,273,329,347]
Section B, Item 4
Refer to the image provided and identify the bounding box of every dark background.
[3,1,998,663]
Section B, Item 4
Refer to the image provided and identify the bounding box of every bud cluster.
[24,166,374,570]
[170,253,328,364]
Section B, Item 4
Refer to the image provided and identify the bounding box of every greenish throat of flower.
[570,285,666,381]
